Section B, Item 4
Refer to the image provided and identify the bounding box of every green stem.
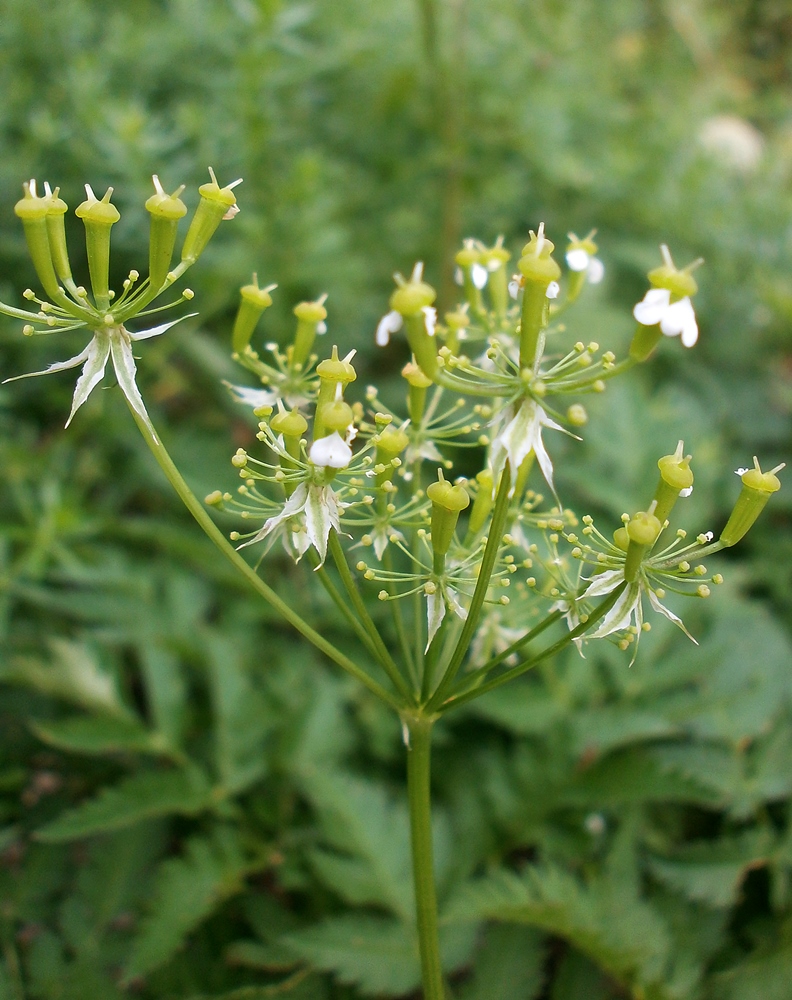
[457,609,563,691]
[426,465,511,710]
[405,714,445,1000]
[327,529,413,702]
[124,400,402,711]
[439,583,627,712]
[384,545,419,693]
[309,553,384,664]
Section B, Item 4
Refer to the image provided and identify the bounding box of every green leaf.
[30,715,169,757]
[205,635,271,795]
[124,827,249,981]
[550,949,617,1000]
[139,643,187,748]
[282,914,475,996]
[2,639,130,718]
[300,770,414,919]
[458,925,546,1000]
[36,767,213,842]
[647,829,774,908]
[446,863,670,993]
[708,940,792,1000]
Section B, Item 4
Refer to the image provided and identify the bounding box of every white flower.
[2,314,194,439]
[309,432,353,469]
[426,582,467,650]
[471,263,488,289]
[240,481,343,564]
[546,281,560,299]
[490,398,569,496]
[565,249,605,284]
[633,288,698,347]
[579,567,697,664]
[375,310,403,347]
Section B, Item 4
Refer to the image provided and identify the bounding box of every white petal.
[224,383,279,409]
[633,287,671,326]
[3,344,92,384]
[471,263,488,289]
[735,468,749,476]
[126,312,198,342]
[588,582,641,638]
[422,306,437,336]
[426,591,446,650]
[679,486,693,498]
[375,310,403,347]
[659,297,696,338]
[309,432,352,469]
[222,204,240,220]
[587,258,605,284]
[239,483,308,550]
[566,248,590,272]
[316,320,327,334]
[546,281,560,299]
[508,279,520,300]
[646,588,698,644]
[445,586,468,621]
[304,484,339,563]
[109,333,157,439]
[581,569,625,599]
[65,336,111,427]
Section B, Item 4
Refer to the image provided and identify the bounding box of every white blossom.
[376,309,403,347]
[2,314,194,440]
[633,288,698,347]
[490,398,569,496]
[239,480,344,564]
[546,281,560,299]
[566,249,605,284]
[309,432,353,469]
[471,263,488,289]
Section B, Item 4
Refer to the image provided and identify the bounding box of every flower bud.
[427,472,470,558]
[467,469,494,538]
[720,458,784,547]
[232,275,275,354]
[75,184,121,308]
[624,507,662,582]
[180,168,241,264]
[517,224,560,367]
[316,345,357,386]
[613,526,629,551]
[145,175,188,291]
[318,398,354,435]
[654,441,694,523]
[292,296,328,369]
[376,425,409,460]
[648,244,700,299]
[14,180,63,301]
[270,407,308,439]
[42,184,73,284]
[567,403,588,427]
[401,360,433,388]
[389,271,436,317]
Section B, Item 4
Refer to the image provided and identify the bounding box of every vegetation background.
[0,0,790,997]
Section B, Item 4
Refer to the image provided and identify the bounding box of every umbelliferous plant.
[1,173,783,999]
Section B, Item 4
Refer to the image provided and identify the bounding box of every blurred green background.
[0,1,791,998]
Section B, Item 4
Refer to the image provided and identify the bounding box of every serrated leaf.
[2,639,129,718]
[139,643,187,748]
[647,829,774,908]
[124,827,249,981]
[708,940,792,1000]
[225,940,302,973]
[300,770,414,919]
[30,715,168,757]
[446,863,669,993]
[459,924,545,1000]
[205,636,271,794]
[282,914,475,996]
[36,767,213,842]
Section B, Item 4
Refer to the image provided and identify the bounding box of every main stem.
[406,714,445,1000]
